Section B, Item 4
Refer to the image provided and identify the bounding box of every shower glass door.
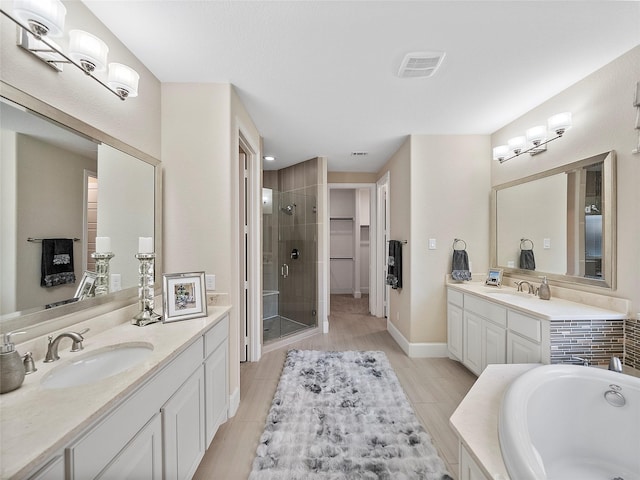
[262,189,317,342]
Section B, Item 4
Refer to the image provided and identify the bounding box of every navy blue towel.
[386,240,403,289]
[41,238,76,287]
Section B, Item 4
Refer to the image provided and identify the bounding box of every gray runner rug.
[249,350,453,480]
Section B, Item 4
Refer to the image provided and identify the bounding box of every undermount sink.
[41,342,154,389]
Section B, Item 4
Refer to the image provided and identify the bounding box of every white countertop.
[450,364,539,480]
[0,305,231,479]
[447,282,627,320]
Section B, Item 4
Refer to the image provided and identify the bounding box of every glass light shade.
[526,125,547,145]
[107,63,139,98]
[13,0,66,37]
[548,112,572,135]
[492,145,509,161]
[69,30,109,72]
[507,136,526,154]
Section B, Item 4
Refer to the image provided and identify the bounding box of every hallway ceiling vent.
[351,151,368,156]
[397,51,445,78]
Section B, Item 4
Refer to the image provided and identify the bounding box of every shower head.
[280,204,295,215]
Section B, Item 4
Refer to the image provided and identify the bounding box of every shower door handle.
[281,263,289,278]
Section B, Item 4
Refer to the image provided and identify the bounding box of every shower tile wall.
[263,170,279,295]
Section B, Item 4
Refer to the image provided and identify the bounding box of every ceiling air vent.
[397,51,445,78]
[350,151,368,157]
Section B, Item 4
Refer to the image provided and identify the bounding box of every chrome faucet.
[515,280,535,294]
[608,356,623,373]
[44,328,89,363]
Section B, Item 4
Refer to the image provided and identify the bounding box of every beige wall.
[0,0,161,159]
[162,83,261,402]
[16,135,96,310]
[379,135,492,345]
[328,172,379,184]
[491,46,640,314]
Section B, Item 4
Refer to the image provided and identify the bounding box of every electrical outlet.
[205,274,216,291]
[207,293,218,306]
[428,238,437,250]
[110,273,121,292]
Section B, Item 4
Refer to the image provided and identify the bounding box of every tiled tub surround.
[0,303,232,479]
[550,318,625,366]
[447,280,630,368]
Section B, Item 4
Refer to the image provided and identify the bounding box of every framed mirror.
[491,151,616,289]
[1,82,162,333]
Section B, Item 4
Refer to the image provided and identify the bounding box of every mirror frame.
[0,81,163,334]
[490,151,616,290]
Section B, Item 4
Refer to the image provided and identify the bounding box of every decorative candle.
[138,236,153,253]
[95,236,111,253]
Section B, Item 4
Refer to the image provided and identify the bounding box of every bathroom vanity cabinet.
[66,315,228,480]
[1,309,230,480]
[448,287,538,375]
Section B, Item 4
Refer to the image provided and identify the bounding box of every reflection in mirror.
[493,151,615,289]
[0,89,160,331]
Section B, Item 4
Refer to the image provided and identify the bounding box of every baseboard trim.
[386,319,448,358]
[228,387,240,418]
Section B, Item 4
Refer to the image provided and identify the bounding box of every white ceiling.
[83,1,640,172]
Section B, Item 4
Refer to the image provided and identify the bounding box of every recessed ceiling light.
[263,155,275,161]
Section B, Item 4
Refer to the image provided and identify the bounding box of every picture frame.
[74,271,97,300]
[485,268,503,287]
[162,272,207,323]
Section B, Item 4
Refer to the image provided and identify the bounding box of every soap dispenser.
[0,331,26,394]
[538,276,551,301]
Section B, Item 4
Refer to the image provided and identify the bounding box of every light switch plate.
[428,238,437,250]
[110,273,121,292]
[205,274,216,291]
[543,238,551,249]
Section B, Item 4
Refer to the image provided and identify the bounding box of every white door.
[376,174,390,318]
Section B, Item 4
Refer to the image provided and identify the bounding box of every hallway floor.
[193,295,477,480]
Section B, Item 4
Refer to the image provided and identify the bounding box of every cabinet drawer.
[465,295,507,327]
[508,311,541,342]
[204,315,229,359]
[447,289,464,308]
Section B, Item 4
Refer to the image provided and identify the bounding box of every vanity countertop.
[0,305,231,479]
[447,282,627,320]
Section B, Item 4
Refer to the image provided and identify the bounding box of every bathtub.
[499,364,640,480]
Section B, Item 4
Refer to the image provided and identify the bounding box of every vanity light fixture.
[0,2,140,101]
[493,112,572,163]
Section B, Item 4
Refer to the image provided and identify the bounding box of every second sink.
[41,342,154,389]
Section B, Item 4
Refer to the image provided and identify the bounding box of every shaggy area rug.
[249,350,453,480]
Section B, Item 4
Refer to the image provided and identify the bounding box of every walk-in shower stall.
[262,185,318,343]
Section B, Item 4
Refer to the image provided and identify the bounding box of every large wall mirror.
[491,151,616,289]
[0,82,162,333]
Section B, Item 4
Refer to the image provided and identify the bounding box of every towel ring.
[520,238,534,250]
[453,238,467,251]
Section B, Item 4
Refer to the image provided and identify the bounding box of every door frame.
[327,183,378,317]
[376,172,390,318]
[236,121,261,363]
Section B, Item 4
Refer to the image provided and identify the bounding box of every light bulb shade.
[107,63,139,98]
[507,136,526,154]
[13,0,66,37]
[526,125,547,145]
[492,145,509,161]
[548,112,572,135]
[69,30,108,72]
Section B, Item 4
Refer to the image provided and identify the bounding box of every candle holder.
[91,252,114,296]
[132,252,162,326]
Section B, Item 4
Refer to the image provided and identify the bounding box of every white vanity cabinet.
[50,314,230,480]
[447,289,464,361]
[461,294,507,376]
[447,287,543,375]
[459,444,489,480]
